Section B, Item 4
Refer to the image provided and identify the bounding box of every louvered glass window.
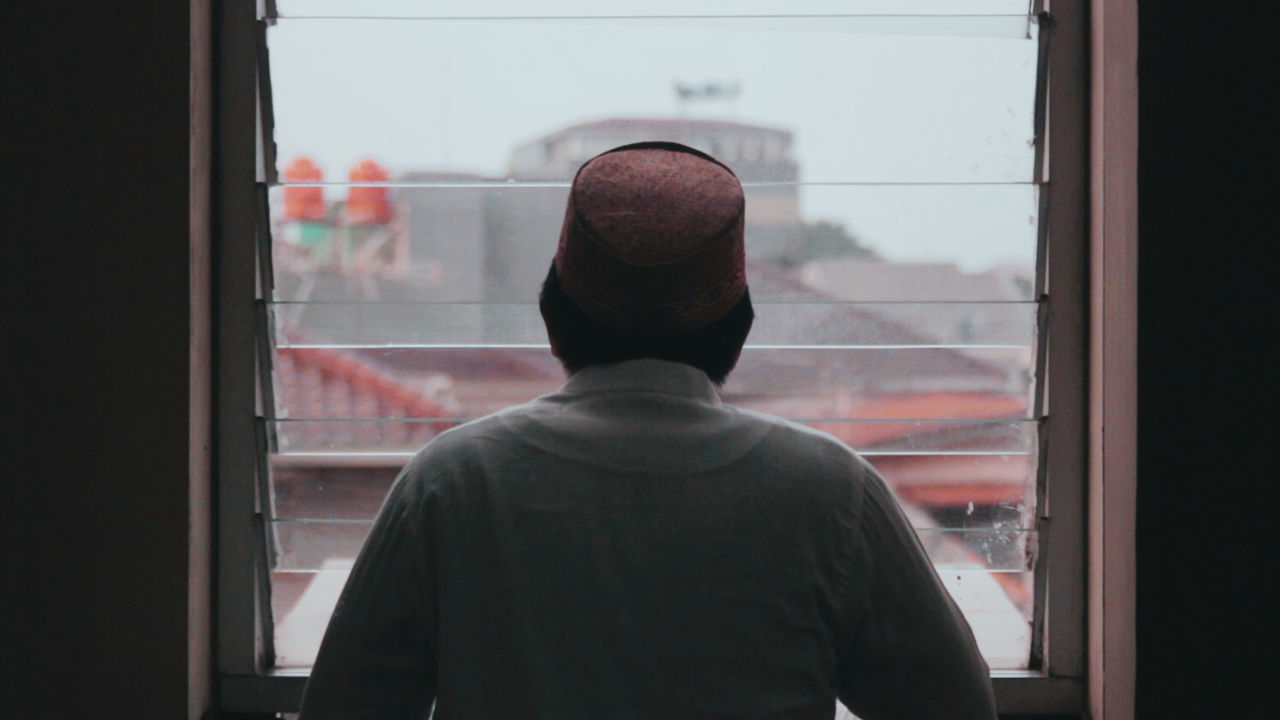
[251,1,1068,697]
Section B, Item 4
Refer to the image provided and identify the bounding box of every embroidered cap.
[553,141,747,337]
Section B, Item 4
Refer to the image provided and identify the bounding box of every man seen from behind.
[298,141,997,719]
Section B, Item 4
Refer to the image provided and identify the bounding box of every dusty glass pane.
[272,525,1033,672]
[269,301,1036,348]
[266,16,1037,184]
[269,183,1039,304]
[269,452,1037,529]
[272,521,1034,573]
[271,345,1035,421]
[271,418,1039,455]
[276,0,1032,22]
[273,568,1031,671]
[269,436,1038,669]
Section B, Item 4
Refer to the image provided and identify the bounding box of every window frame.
[213,0,1133,714]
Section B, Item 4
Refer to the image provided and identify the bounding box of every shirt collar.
[558,359,722,404]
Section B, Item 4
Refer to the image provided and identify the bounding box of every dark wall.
[2,2,212,718]
[1136,4,1277,719]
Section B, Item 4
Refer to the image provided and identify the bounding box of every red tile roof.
[275,343,458,452]
[278,345,457,420]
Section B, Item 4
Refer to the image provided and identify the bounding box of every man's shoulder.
[389,402,531,487]
[408,401,536,461]
[711,408,877,527]
[736,407,868,462]
[400,397,875,498]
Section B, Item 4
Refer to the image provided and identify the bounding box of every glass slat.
[266,18,1037,184]
[270,301,1037,349]
[278,16,1029,41]
[271,418,1038,455]
[271,565,1032,670]
[269,453,1035,526]
[271,345,1034,421]
[268,183,1040,303]
[276,0,1031,21]
[269,517,1035,572]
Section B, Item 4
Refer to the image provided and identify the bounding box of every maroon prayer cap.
[553,141,747,337]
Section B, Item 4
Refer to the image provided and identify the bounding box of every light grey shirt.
[299,359,995,719]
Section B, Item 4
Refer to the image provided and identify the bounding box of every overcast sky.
[268,0,1039,271]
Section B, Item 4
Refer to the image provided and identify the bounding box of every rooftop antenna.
[674,80,741,118]
[440,56,453,169]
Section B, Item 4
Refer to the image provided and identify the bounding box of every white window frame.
[213,1,1137,715]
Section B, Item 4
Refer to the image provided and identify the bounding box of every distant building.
[503,118,807,289]
[395,171,491,301]
[799,259,1034,304]
[508,117,799,186]
[797,259,1037,382]
[289,118,864,303]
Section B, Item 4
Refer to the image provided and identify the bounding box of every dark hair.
[538,265,754,385]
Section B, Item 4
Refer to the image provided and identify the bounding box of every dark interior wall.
[2,2,211,718]
[1136,4,1277,719]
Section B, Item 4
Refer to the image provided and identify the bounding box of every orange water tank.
[282,156,327,221]
[346,159,392,225]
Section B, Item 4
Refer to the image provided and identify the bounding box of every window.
[218,0,1090,713]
